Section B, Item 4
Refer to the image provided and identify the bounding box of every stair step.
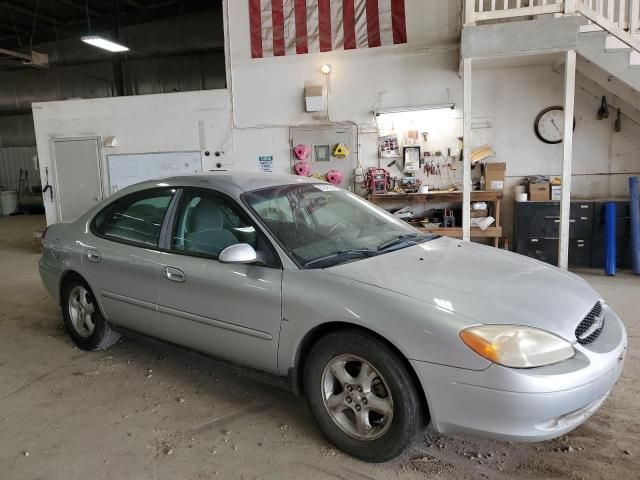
[605,35,632,52]
[579,25,604,34]
[630,50,640,67]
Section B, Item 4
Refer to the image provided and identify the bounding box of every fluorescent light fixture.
[375,103,455,116]
[81,35,129,53]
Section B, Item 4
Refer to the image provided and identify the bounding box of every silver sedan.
[39,173,627,462]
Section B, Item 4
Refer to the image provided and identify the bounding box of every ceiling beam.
[0,46,32,61]
[3,2,65,27]
[122,0,146,9]
[0,22,31,35]
[147,1,181,9]
[57,0,108,19]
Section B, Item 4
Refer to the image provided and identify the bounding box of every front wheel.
[304,330,426,462]
[61,276,121,351]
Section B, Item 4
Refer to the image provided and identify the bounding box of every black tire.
[61,275,121,351]
[304,329,426,462]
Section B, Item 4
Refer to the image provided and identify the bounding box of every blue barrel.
[630,177,640,275]
[604,202,617,276]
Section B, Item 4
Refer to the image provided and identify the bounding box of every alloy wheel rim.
[68,286,96,338]
[321,354,394,441]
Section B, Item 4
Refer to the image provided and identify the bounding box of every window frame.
[90,187,178,250]
[160,187,282,269]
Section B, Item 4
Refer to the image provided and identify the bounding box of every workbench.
[367,190,503,247]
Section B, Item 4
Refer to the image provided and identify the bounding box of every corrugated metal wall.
[0,8,226,148]
[0,147,39,192]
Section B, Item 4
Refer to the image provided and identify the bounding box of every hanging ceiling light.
[81,35,129,53]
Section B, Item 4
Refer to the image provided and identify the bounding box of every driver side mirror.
[219,243,258,264]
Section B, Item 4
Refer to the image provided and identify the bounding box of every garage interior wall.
[33,90,231,224]
[31,0,640,240]
[473,64,640,241]
[227,0,640,242]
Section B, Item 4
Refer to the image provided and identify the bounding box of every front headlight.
[460,325,575,368]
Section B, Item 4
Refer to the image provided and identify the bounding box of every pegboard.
[289,124,357,190]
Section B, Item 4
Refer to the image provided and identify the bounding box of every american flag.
[249,0,407,58]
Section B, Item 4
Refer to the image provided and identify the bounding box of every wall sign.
[258,155,273,172]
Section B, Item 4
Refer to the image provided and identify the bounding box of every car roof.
[118,171,324,198]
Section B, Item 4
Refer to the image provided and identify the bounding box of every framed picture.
[403,146,421,172]
[314,144,331,162]
[378,134,400,158]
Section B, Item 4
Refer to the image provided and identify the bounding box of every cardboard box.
[470,209,488,218]
[551,185,562,201]
[483,163,506,191]
[529,183,550,201]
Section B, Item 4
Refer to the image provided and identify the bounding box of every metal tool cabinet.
[514,201,594,267]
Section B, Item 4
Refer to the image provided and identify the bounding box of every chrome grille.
[575,302,605,345]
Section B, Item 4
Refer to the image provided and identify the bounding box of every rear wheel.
[61,276,121,351]
[304,330,426,462]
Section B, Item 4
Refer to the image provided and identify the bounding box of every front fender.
[278,270,491,376]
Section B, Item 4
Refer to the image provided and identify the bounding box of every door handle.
[162,266,186,283]
[86,249,101,263]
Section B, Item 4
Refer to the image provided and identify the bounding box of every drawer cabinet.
[518,237,558,265]
[515,202,593,238]
[514,201,593,267]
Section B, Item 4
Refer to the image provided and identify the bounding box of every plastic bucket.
[0,190,18,216]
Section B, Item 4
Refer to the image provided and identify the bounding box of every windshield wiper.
[377,233,428,252]
[303,249,378,269]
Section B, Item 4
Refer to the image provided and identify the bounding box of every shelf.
[415,226,503,238]
[367,190,503,203]
[367,189,504,246]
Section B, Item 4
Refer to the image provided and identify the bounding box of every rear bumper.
[412,308,627,442]
[39,259,61,304]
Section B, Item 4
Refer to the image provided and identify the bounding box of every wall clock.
[534,106,575,144]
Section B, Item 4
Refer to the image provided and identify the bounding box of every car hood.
[325,237,600,341]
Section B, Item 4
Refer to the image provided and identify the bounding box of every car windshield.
[244,183,435,269]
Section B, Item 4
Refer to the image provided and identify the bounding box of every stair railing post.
[465,0,476,25]
[565,0,577,15]
[631,0,640,34]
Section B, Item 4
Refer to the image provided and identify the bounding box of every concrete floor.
[0,215,638,480]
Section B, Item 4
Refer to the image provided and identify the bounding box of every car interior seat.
[183,198,238,256]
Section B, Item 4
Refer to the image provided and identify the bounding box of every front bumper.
[412,306,627,442]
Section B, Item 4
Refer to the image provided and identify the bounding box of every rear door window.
[93,189,175,247]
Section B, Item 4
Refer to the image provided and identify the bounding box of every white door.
[52,138,102,223]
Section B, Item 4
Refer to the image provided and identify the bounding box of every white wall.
[33,90,232,224]
[225,0,463,174]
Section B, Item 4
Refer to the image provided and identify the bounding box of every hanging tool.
[597,96,610,120]
[42,167,54,202]
[615,108,622,133]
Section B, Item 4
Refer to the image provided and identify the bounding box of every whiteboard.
[107,151,203,193]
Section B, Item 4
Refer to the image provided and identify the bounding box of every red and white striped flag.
[249,0,407,58]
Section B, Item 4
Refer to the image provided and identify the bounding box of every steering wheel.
[328,221,351,236]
